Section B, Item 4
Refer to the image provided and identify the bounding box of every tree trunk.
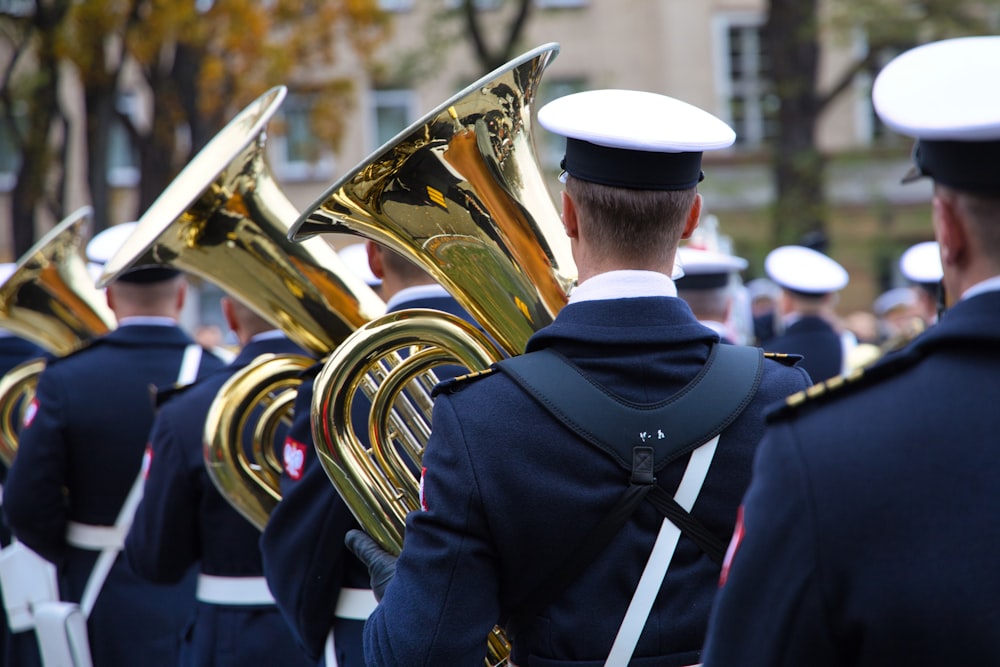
[765,0,827,248]
[9,1,68,256]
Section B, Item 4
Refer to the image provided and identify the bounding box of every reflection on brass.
[295,44,572,667]
[99,86,385,527]
[0,207,116,465]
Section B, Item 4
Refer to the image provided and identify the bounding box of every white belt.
[334,587,378,621]
[65,522,126,550]
[196,575,275,606]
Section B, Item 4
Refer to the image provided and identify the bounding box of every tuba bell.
[0,207,117,466]
[98,85,386,529]
[290,42,574,666]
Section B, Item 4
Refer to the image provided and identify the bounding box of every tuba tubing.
[0,207,117,465]
[98,86,385,527]
[296,43,574,666]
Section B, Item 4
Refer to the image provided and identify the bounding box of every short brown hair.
[565,175,696,265]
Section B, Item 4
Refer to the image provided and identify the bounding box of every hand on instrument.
[345,529,397,602]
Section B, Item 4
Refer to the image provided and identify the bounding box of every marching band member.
[124,296,315,666]
[702,35,1000,667]
[345,88,811,666]
[260,242,476,666]
[4,225,226,666]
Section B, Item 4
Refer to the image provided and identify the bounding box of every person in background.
[899,240,944,327]
[3,224,227,666]
[0,262,46,667]
[761,245,852,381]
[260,241,476,666]
[125,295,315,666]
[872,286,922,342]
[675,247,749,344]
[344,88,811,666]
[702,35,1000,667]
[745,277,781,344]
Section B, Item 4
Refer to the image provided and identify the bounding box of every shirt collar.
[568,270,677,304]
[117,316,177,327]
[961,275,1000,301]
[386,283,451,311]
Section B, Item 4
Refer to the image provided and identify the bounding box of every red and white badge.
[22,398,39,428]
[283,437,307,481]
[719,505,746,588]
[419,467,428,511]
[141,443,154,480]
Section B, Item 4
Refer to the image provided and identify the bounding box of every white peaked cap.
[765,245,848,295]
[86,222,138,265]
[899,241,943,285]
[538,89,735,190]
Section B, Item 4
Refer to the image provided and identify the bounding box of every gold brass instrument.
[204,353,314,529]
[291,43,574,665]
[98,85,386,529]
[0,207,117,466]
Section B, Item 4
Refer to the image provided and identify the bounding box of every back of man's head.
[106,274,186,321]
[221,296,276,345]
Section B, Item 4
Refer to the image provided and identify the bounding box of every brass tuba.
[98,85,385,529]
[0,207,117,466]
[290,43,574,665]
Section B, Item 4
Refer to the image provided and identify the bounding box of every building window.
[536,78,586,170]
[107,91,140,187]
[271,92,335,182]
[713,13,777,147]
[370,89,417,152]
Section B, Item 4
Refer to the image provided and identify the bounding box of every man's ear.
[680,194,703,240]
[220,296,237,334]
[561,191,579,239]
[933,193,966,267]
[366,241,385,280]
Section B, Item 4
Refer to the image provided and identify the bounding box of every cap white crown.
[873,36,1000,141]
[538,89,735,153]
[765,245,848,294]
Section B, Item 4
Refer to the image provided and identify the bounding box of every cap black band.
[117,267,181,284]
[676,273,730,290]
[908,139,1000,195]
[562,138,705,191]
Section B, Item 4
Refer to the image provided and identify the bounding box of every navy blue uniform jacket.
[363,296,811,666]
[763,314,843,382]
[3,324,225,667]
[702,289,1000,667]
[126,333,315,667]
[260,293,475,665]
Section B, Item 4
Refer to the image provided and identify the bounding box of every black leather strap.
[498,344,762,640]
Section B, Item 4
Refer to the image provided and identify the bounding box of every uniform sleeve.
[701,421,839,667]
[125,408,200,583]
[260,381,357,660]
[4,367,71,565]
[364,394,500,666]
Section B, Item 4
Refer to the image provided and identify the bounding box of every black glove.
[345,529,397,602]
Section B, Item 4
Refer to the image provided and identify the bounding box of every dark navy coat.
[260,292,476,666]
[125,332,315,667]
[0,334,46,667]
[363,296,811,667]
[3,323,226,667]
[763,314,843,381]
[702,289,1000,667]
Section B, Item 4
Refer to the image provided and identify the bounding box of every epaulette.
[762,351,804,367]
[41,337,107,367]
[766,342,927,423]
[152,381,196,409]
[431,366,496,397]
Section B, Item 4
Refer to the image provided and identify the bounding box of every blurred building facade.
[0,0,918,323]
